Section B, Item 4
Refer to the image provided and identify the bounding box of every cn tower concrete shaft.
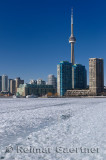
[71,43,74,65]
[69,9,76,65]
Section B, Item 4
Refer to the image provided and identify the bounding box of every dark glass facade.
[57,61,72,96]
[72,64,87,89]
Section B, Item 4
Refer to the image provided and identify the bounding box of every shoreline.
[0,96,106,98]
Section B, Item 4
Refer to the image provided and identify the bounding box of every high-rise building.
[48,74,57,88]
[29,80,37,85]
[2,75,8,91]
[10,79,16,95]
[37,79,46,85]
[0,76,2,92]
[89,58,104,94]
[15,77,24,92]
[8,79,12,92]
[69,9,76,65]
[72,64,87,89]
[57,61,72,96]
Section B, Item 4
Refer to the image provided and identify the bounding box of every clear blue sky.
[0,0,106,84]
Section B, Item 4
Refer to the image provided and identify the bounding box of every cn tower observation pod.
[69,36,76,43]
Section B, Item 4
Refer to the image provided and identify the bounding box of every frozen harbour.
[0,98,106,160]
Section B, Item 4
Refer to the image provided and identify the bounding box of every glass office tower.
[57,61,72,96]
[72,64,87,89]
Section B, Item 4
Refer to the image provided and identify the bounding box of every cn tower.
[69,9,76,65]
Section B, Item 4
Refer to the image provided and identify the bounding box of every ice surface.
[0,98,106,160]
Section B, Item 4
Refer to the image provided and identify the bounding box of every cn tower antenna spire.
[71,8,73,35]
[71,8,73,24]
[69,8,76,65]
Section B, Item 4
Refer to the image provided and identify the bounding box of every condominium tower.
[15,77,24,92]
[48,74,57,88]
[57,61,72,96]
[10,79,16,95]
[72,64,87,89]
[89,58,104,94]
[2,75,8,91]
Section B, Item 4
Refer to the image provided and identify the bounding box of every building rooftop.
[59,61,72,65]
[89,58,103,60]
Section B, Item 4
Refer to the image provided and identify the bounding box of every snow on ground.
[0,98,106,160]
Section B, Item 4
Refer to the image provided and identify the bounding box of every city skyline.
[0,0,106,84]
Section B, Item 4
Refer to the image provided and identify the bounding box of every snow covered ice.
[0,98,106,160]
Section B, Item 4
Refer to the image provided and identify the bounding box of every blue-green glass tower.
[57,61,72,96]
[72,64,87,89]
